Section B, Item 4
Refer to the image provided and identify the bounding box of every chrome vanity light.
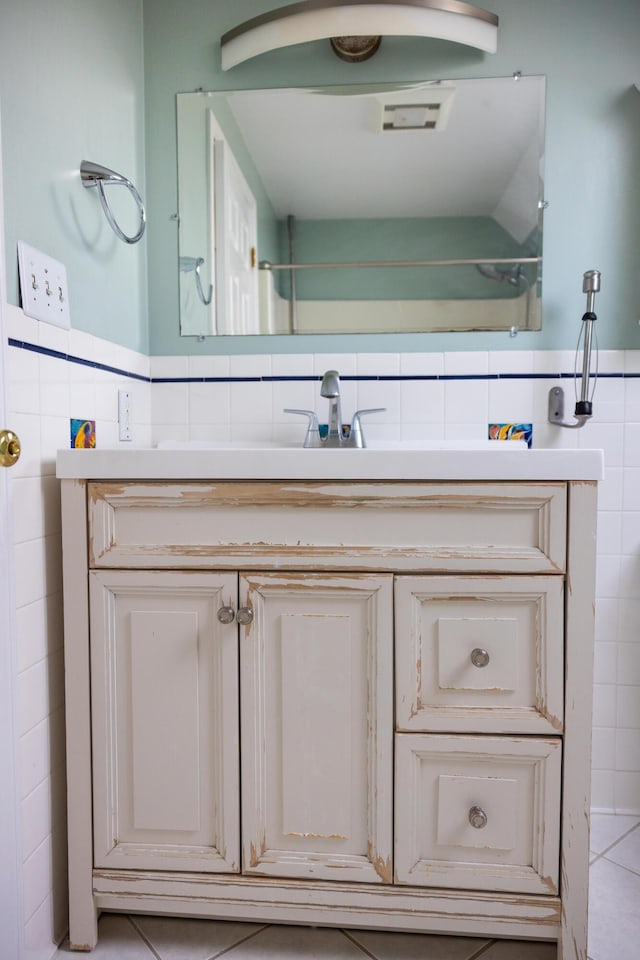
[220,0,499,70]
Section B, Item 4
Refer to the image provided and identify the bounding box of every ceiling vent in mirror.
[377,85,456,130]
[220,0,498,71]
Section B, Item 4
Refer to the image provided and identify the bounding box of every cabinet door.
[240,572,393,883]
[90,570,239,872]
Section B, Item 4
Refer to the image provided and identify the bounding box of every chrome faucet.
[320,369,343,445]
[284,369,386,448]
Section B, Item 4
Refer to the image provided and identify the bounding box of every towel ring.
[179,256,213,306]
[80,160,146,244]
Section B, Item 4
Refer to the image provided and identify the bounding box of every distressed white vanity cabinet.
[57,447,602,959]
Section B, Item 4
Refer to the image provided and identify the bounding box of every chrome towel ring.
[80,160,146,244]
[179,256,213,306]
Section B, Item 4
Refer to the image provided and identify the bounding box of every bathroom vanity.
[57,446,602,958]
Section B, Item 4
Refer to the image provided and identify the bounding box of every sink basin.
[155,438,528,451]
[56,443,603,482]
[156,439,300,450]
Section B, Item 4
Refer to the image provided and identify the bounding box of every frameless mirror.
[177,76,545,337]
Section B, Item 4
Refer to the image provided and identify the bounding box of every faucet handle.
[349,408,386,448]
[283,409,322,448]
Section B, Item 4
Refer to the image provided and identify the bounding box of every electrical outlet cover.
[17,241,71,329]
[118,389,133,441]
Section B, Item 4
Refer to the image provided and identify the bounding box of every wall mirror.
[177,75,545,337]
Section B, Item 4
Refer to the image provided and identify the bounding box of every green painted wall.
[1,1,638,357]
[280,217,529,300]
[144,0,640,354]
[0,0,148,353]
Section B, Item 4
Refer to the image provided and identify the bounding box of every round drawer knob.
[217,606,236,624]
[468,805,488,829]
[470,647,490,668]
[237,606,254,625]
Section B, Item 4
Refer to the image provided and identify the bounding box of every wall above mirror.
[177,75,545,337]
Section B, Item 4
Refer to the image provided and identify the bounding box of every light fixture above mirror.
[220,0,499,71]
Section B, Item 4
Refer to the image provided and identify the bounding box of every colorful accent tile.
[488,422,532,448]
[318,424,351,439]
[70,419,96,448]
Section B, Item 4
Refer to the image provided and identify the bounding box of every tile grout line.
[341,929,499,960]
[129,916,272,960]
[590,819,640,867]
[204,923,271,960]
[465,940,501,960]
[126,916,162,959]
[588,820,640,960]
[340,929,383,959]
[600,852,640,880]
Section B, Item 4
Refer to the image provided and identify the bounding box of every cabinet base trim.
[92,870,560,941]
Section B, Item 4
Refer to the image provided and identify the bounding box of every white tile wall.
[6,305,151,958]
[149,347,640,817]
[6,323,640,958]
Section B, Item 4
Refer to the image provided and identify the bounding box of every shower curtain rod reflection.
[259,256,540,270]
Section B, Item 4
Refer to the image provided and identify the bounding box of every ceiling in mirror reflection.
[176,76,545,337]
[226,81,539,228]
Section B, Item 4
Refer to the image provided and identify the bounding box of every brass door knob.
[0,429,21,468]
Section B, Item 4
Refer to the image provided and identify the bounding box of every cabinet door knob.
[470,647,490,668]
[217,606,236,624]
[236,606,254,625]
[468,805,488,829]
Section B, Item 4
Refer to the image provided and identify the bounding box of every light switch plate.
[17,241,71,328]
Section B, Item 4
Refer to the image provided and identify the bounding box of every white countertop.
[56,444,604,482]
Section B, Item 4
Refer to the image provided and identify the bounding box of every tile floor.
[54,815,640,960]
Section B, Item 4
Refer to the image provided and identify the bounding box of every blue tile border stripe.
[7,338,638,383]
[8,337,151,383]
[119,371,635,383]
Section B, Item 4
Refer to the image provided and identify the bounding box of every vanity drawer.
[394,733,561,895]
[87,481,566,573]
[395,576,564,735]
